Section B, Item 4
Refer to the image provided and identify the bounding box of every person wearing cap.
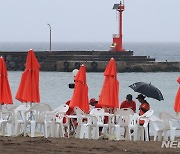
[89,98,102,110]
[120,94,136,112]
[136,94,150,140]
[136,94,150,124]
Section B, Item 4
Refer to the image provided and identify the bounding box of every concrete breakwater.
[0,51,180,72]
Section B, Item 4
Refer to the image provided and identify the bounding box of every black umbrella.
[129,82,164,101]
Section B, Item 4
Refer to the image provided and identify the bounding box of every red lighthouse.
[111,1,125,52]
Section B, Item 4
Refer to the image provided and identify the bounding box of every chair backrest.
[74,106,85,124]
[90,108,105,125]
[159,112,175,129]
[0,111,13,121]
[115,108,134,116]
[139,110,154,127]
[6,106,18,122]
[90,108,105,116]
[140,110,154,118]
[52,104,69,123]
[74,106,84,115]
[26,103,52,122]
[150,115,163,131]
[14,104,31,122]
[29,103,52,112]
[15,104,31,111]
[129,114,139,128]
[115,108,134,126]
[53,104,69,114]
[74,106,97,126]
[8,106,18,112]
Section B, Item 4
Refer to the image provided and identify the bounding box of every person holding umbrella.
[136,94,150,140]
[136,94,150,124]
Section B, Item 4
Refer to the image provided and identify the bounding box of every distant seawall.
[0,51,180,72]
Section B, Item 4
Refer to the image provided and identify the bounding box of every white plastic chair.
[54,104,69,137]
[24,103,52,137]
[47,104,69,138]
[90,108,109,139]
[6,106,18,136]
[0,111,13,136]
[113,108,134,140]
[79,114,98,139]
[14,104,31,136]
[137,110,154,141]
[74,106,87,138]
[159,112,180,141]
[150,115,163,141]
[74,106,98,139]
[127,113,139,141]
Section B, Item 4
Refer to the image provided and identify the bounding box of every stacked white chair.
[0,106,18,136]
[113,108,134,140]
[14,104,31,136]
[90,108,109,139]
[149,115,164,141]
[6,106,18,136]
[24,103,52,137]
[0,110,14,136]
[127,113,139,141]
[159,112,180,141]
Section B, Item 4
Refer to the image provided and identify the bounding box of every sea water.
[9,71,179,117]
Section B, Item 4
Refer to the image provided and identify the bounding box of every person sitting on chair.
[120,94,136,112]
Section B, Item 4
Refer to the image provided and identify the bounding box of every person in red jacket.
[136,94,150,140]
[136,94,150,124]
[120,94,136,112]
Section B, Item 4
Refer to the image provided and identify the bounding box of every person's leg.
[148,123,150,141]
[99,127,103,136]
[144,123,150,141]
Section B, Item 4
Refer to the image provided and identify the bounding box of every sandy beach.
[0,137,179,154]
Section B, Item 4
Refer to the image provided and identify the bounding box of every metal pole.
[47,23,51,52]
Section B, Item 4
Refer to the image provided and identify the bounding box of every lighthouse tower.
[111,1,125,52]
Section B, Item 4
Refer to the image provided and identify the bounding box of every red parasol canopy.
[174,77,180,112]
[98,58,119,108]
[0,57,13,104]
[69,64,90,113]
[15,49,40,103]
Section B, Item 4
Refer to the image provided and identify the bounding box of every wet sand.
[0,137,180,154]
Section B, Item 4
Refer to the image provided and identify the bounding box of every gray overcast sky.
[0,0,180,42]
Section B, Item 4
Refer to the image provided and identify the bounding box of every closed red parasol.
[0,57,13,105]
[15,49,40,103]
[98,58,119,108]
[69,64,89,113]
[174,77,180,112]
